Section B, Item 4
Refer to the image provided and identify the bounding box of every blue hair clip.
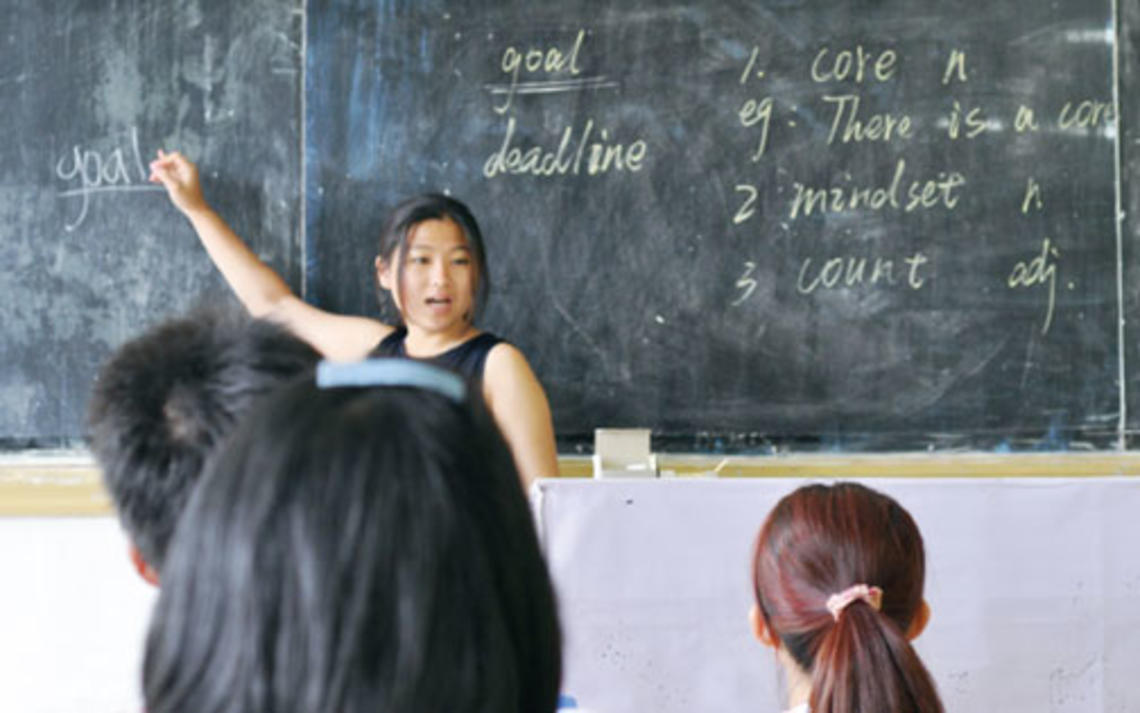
[316,359,466,403]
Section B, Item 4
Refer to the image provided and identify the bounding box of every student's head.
[87,311,320,584]
[373,193,490,324]
[143,361,562,713]
[750,482,942,713]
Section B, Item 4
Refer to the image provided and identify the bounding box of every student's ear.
[906,599,931,641]
[375,255,393,291]
[749,604,780,649]
[128,544,160,587]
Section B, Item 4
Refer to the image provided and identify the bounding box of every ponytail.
[810,601,943,713]
[752,483,945,713]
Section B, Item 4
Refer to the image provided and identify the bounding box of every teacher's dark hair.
[144,376,561,713]
[376,193,490,321]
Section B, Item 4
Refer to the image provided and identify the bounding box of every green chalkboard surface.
[0,1,302,447]
[306,1,1126,452]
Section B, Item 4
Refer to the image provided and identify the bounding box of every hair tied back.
[825,584,882,621]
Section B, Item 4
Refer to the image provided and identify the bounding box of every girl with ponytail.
[749,482,944,713]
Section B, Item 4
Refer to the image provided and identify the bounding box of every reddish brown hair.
[752,483,944,713]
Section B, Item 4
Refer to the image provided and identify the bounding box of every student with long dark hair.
[143,360,562,713]
[750,482,943,713]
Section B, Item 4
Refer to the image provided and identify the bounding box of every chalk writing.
[717,35,1110,345]
[55,127,162,231]
[941,49,969,85]
[483,117,647,178]
[739,46,765,84]
[732,261,758,305]
[823,94,914,144]
[738,96,773,160]
[788,159,966,219]
[797,251,929,294]
[810,46,898,84]
[487,30,619,114]
[947,100,987,140]
[1008,238,1059,335]
[1022,178,1044,213]
[1057,99,1113,130]
[481,28,644,181]
[477,25,1110,349]
[733,184,759,224]
[1015,105,1041,132]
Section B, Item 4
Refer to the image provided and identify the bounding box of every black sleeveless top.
[369,327,503,381]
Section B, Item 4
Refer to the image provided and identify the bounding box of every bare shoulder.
[485,340,531,370]
[482,342,549,412]
[481,341,558,483]
[483,341,540,389]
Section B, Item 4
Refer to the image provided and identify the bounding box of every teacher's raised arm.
[149,151,558,485]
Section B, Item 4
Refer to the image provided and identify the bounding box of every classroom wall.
[0,517,155,713]
[535,476,1140,713]
[7,475,1138,713]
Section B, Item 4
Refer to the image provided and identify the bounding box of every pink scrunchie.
[825,584,883,620]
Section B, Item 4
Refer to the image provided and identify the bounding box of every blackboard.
[2,1,1135,455]
[306,1,1130,452]
[0,0,302,448]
